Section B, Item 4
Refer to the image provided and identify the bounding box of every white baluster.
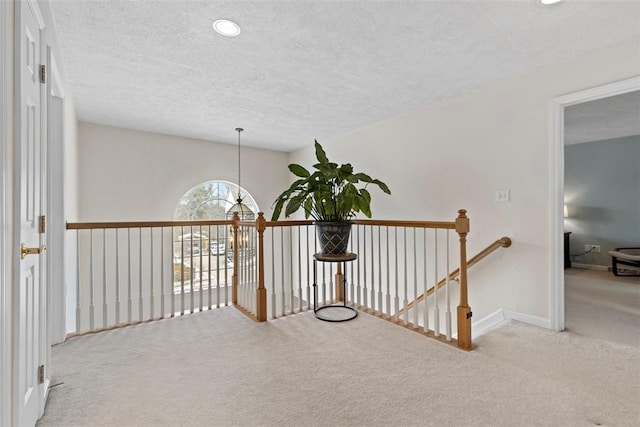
[190,225,196,314]
[403,227,408,325]
[289,227,294,313]
[214,225,219,309]
[128,228,133,321]
[160,228,165,319]
[207,225,212,310]
[102,229,107,328]
[446,229,452,341]
[356,225,361,307]
[179,226,184,316]
[363,226,367,310]
[370,226,375,312]
[280,227,285,317]
[306,226,310,310]
[297,226,302,312]
[349,232,354,305]
[75,230,81,333]
[423,228,429,333]
[150,228,155,319]
[394,227,399,321]
[413,228,418,328]
[171,227,176,317]
[139,228,144,320]
[115,229,120,324]
[386,226,390,318]
[377,226,383,314]
[89,229,94,331]
[433,230,440,337]
[198,225,204,312]
[270,229,275,318]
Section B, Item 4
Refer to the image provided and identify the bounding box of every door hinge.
[39,215,46,234]
[38,365,45,384]
[39,64,46,84]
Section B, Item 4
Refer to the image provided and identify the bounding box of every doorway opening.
[549,76,640,333]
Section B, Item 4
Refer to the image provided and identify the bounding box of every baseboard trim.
[503,309,551,329]
[570,263,609,271]
[471,309,506,338]
[468,308,552,338]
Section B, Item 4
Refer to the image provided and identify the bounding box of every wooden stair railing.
[397,236,512,317]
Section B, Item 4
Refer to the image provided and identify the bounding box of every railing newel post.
[455,209,472,350]
[256,212,267,321]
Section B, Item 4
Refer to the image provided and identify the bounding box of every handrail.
[265,219,314,228]
[263,218,457,229]
[66,217,460,230]
[353,219,456,229]
[398,236,511,316]
[66,219,233,229]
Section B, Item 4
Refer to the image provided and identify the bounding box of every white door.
[15,0,47,425]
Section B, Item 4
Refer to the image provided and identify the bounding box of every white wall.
[77,122,290,221]
[289,37,640,326]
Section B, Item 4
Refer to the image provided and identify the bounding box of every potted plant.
[271,141,391,255]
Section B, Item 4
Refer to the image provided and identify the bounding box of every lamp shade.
[563,204,568,218]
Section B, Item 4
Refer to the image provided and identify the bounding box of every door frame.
[548,75,640,332]
[46,46,66,345]
[0,0,12,424]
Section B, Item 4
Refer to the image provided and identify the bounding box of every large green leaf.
[373,179,391,194]
[360,188,371,205]
[271,198,285,221]
[285,195,305,218]
[288,164,310,178]
[354,173,373,183]
[314,140,329,165]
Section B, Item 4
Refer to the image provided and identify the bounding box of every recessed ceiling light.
[541,0,563,4]
[213,19,241,37]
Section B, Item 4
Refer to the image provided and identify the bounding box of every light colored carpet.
[38,307,640,427]
[565,268,640,347]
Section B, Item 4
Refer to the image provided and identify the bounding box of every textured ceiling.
[51,0,640,152]
[565,91,640,145]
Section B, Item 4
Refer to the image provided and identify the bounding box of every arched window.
[173,180,259,221]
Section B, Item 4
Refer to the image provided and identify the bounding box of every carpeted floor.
[565,268,639,347]
[38,304,639,426]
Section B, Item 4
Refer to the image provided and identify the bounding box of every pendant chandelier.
[226,127,255,221]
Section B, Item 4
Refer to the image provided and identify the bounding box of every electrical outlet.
[584,244,601,253]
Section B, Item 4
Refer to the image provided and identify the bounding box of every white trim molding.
[471,309,506,338]
[549,76,640,332]
[503,309,551,330]
[467,308,552,339]
[47,46,67,345]
[0,1,13,425]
